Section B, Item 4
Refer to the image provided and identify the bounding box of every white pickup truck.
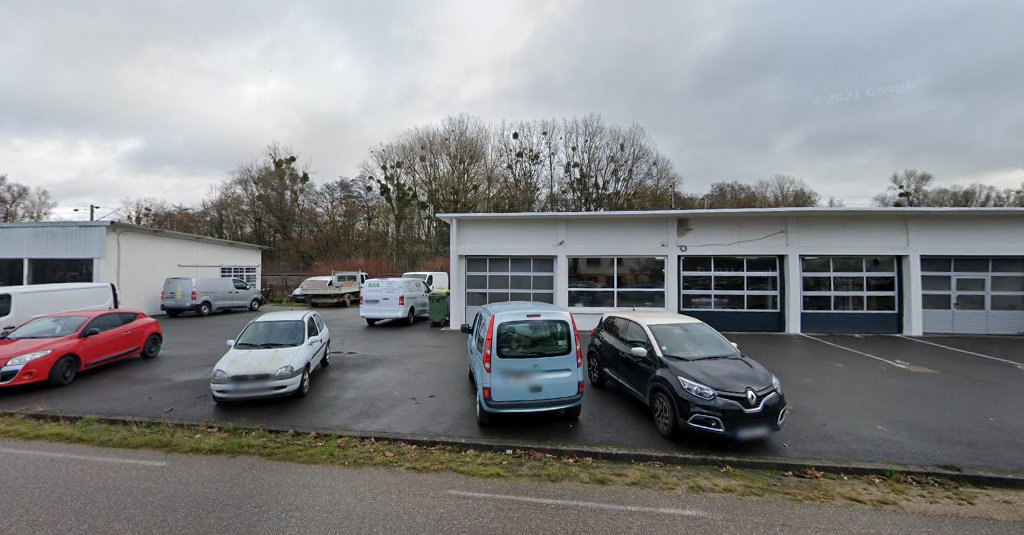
[301,271,369,307]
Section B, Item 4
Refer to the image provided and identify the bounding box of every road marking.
[0,447,167,467]
[800,334,909,370]
[895,335,1024,369]
[446,490,706,517]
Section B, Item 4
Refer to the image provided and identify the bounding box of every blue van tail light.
[483,316,495,373]
[570,315,582,368]
[578,381,584,394]
[483,387,491,400]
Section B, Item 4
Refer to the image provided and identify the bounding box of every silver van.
[161,277,263,317]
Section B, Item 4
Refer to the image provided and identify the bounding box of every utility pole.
[74,204,101,220]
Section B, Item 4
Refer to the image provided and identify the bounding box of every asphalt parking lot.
[1,305,1022,474]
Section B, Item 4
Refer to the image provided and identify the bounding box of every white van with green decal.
[359,278,431,326]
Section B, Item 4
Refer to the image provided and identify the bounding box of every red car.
[0,310,163,388]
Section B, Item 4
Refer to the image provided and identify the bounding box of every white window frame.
[800,256,898,313]
[567,256,666,309]
[921,257,1024,312]
[221,266,258,286]
[680,256,780,312]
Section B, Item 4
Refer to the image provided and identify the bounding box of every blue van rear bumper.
[481,393,583,413]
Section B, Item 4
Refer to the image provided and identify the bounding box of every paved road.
[0,439,1018,534]
[1,306,1022,473]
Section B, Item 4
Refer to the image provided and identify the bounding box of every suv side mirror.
[83,328,102,337]
[630,347,649,358]
[731,342,739,349]
[460,324,473,334]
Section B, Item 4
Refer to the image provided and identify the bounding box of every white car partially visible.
[210,310,330,403]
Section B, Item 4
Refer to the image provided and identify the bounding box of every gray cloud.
[1,0,1022,212]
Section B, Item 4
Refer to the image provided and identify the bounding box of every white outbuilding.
[439,208,1024,336]
[0,221,263,315]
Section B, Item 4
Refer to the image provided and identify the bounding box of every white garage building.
[439,208,1024,336]
[0,221,263,315]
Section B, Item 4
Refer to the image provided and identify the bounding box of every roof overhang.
[436,207,1024,222]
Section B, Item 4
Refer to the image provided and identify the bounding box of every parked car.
[210,310,330,403]
[0,310,162,388]
[290,276,332,303]
[0,283,118,335]
[461,302,585,425]
[160,277,263,317]
[587,311,786,441]
[400,271,449,292]
[360,277,430,326]
[302,271,369,307]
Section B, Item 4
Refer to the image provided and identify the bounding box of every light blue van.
[461,302,585,425]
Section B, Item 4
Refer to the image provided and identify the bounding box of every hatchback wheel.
[48,355,79,387]
[141,335,162,359]
[651,391,678,438]
[198,302,212,316]
[321,344,331,368]
[295,367,310,398]
[249,299,261,312]
[587,352,606,388]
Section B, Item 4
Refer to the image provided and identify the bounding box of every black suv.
[587,312,786,440]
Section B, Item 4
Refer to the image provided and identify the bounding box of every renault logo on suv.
[746,388,757,406]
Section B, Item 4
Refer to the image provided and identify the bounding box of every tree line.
[4,115,1022,273]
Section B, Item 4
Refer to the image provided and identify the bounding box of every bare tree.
[874,169,934,206]
[0,174,56,221]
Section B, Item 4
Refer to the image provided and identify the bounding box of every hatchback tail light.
[191,290,197,301]
[483,316,495,373]
[571,315,583,368]
[399,295,405,306]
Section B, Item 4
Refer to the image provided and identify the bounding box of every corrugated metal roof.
[436,207,1024,221]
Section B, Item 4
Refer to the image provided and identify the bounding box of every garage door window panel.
[681,256,780,312]
[465,256,556,310]
[991,295,1024,311]
[923,294,951,310]
[800,256,898,313]
[570,257,665,308]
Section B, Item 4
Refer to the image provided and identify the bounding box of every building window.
[221,266,257,285]
[0,259,23,286]
[800,256,898,312]
[681,256,780,311]
[568,257,665,308]
[28,259,94,284]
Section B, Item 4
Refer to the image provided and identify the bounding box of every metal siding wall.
[0,226,106,258]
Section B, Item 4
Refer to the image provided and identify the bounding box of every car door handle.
[122,331,133,336]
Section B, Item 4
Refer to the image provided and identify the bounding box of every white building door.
[922,257,1024,335]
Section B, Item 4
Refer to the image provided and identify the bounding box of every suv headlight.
[7,350,53,367]
[274,365,295,378]
[678,376,716,400]
[772,375,782,395]
[211,369,228,383]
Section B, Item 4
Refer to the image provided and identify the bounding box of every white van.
[400,271,449,292]
[0,283,118,332]
[359,278,431,326]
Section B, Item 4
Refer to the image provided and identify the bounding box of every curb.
[4,410,1023,489]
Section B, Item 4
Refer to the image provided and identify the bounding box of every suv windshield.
[234,320,304,349]
[8,316,88,339]
[496,320,571,358]
[648,323,739,360]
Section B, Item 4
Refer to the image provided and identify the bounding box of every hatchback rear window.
[495,320,572,358]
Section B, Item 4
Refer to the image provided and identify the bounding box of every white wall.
[447,212,1024,334]
[97,229,262,315]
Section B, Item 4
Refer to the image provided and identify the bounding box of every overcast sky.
[2,0,1022,217]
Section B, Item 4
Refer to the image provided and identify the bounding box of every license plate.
[735,425,771,440]
[505,373,531,384]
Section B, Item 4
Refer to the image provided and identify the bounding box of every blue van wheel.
[475,397,491,426]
